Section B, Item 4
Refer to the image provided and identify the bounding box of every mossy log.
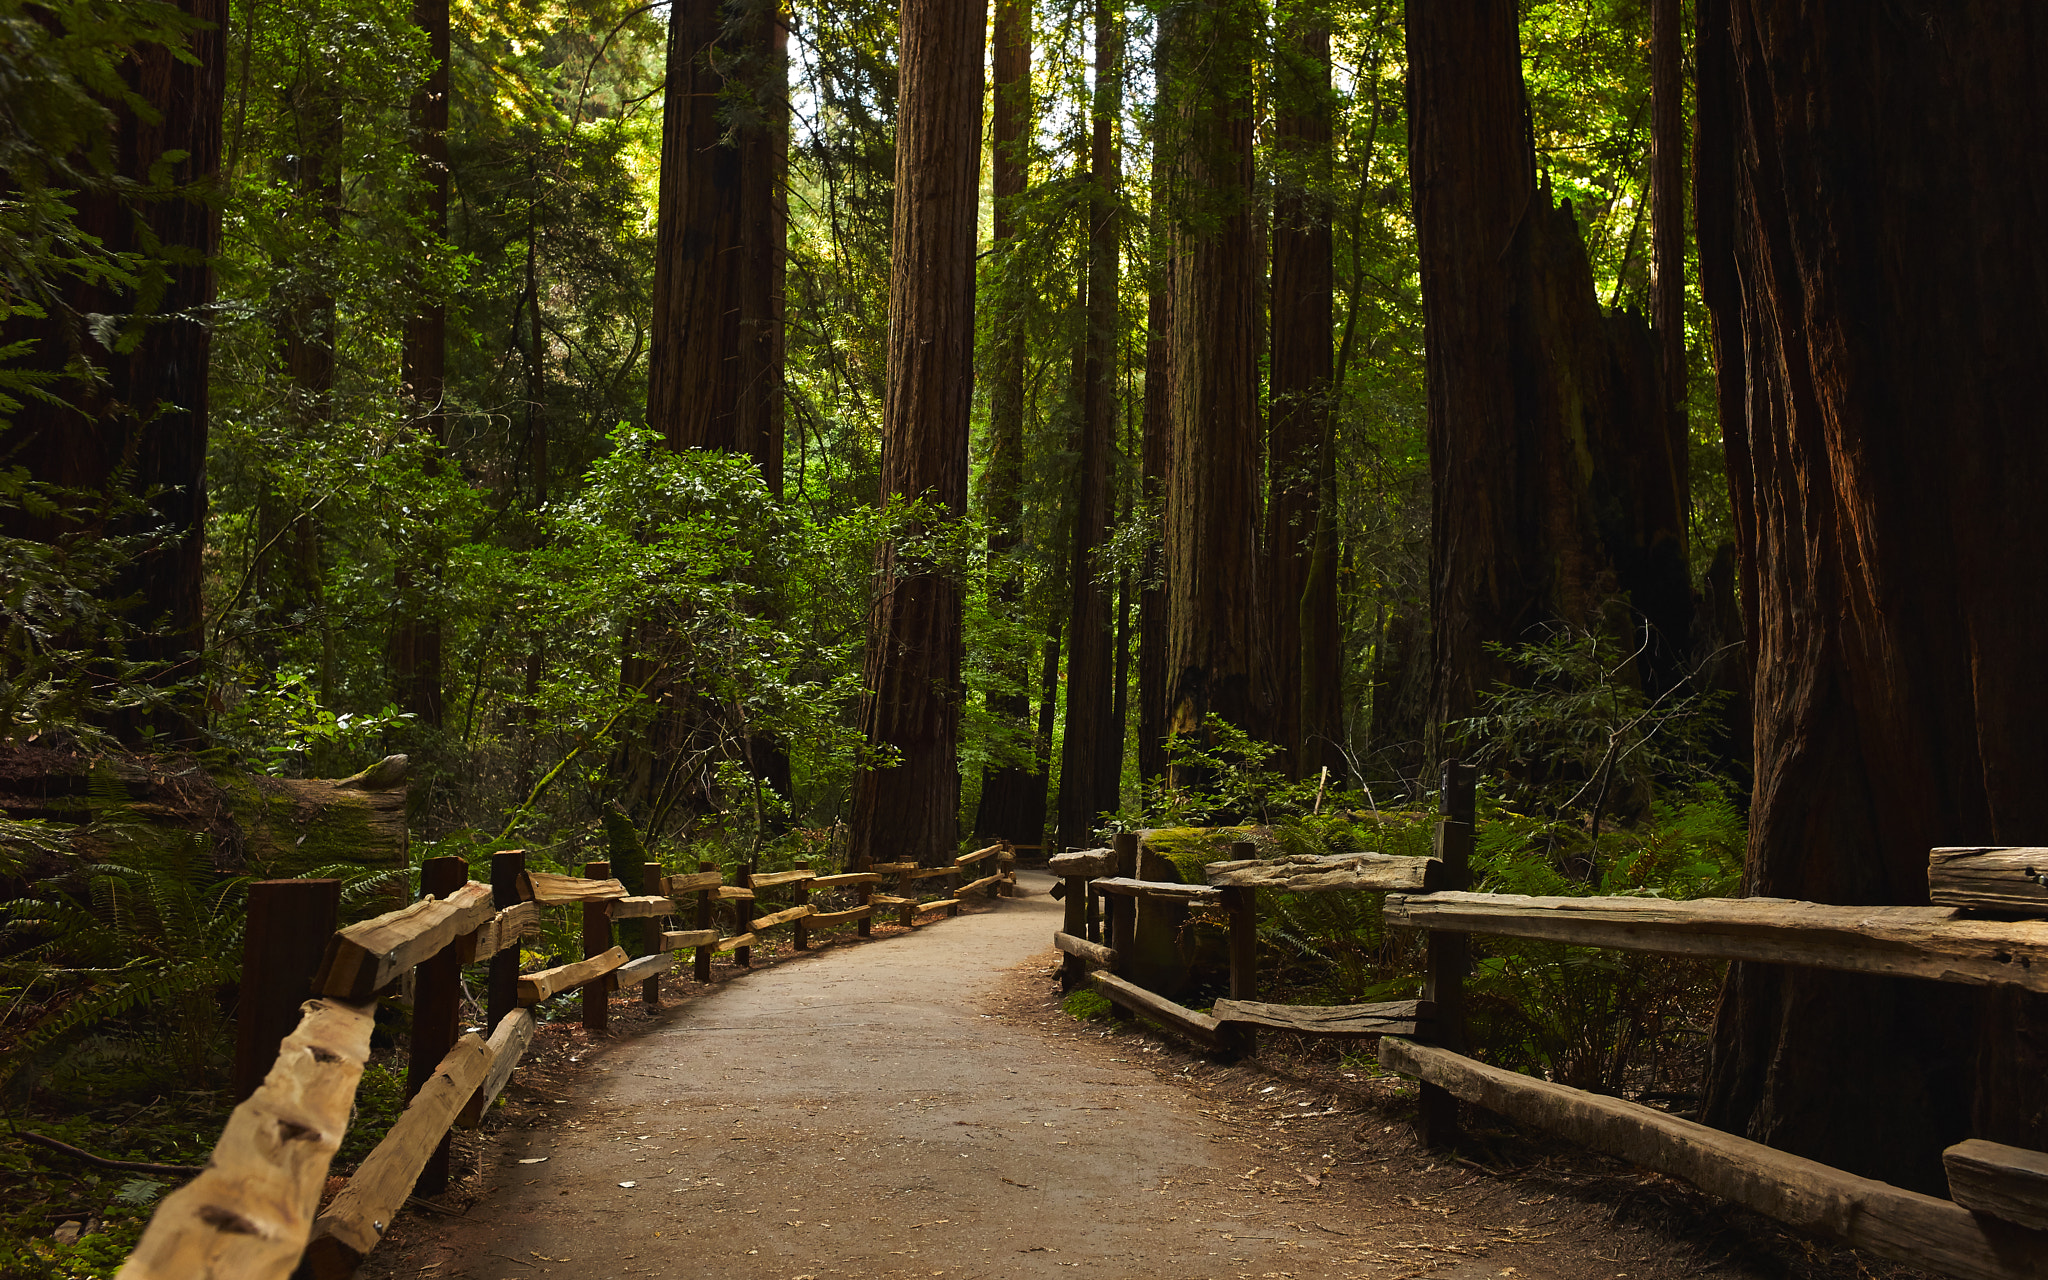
[0,739,406,880]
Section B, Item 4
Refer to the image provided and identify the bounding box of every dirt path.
[369,875,1883,1280]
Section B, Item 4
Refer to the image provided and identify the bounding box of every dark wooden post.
[1086,873,1102,942]
[487,850,525,1034]
[1222,839,1259,1060]
[581,859,612,1032]
[1107,832,1138,1021]
[410,855,468,1196]
[856,854,874,937]
[1417,761,1477,1147]
[793,860,812,950]
[894,865,915,928]
[1060,862,1088,993]
[945,864,961,918]
[233,878,341,1103]
[694,859,716,981]
[641,860,664,1007]
[736,861,754,967]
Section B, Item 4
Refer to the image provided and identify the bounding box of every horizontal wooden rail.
[747,869,816,889]
[1049,848,1114,878]
[1381,891,2048,993]
[809,904,873,927]
[1091,972,1220,1049]
[958,872,1003,896]
[715,932,754,952]
[659,928,719,952]
[1929,847,2048,912]
[869,861,919,874]
[663,870,723,895]
[907,865,960,880]
[956,844,1003,866]
[1053,930,1115,968]
[811,872,883,888]
[1377,1037,2048,1280]
[715,886,756,901]
[466,901,537,963]
[1944,1140,2048,1232]
[608,895,674,919]
[522,872,627,904]
[315,884,495,1001]
[1211,998,1428,1037]
[457,1009,536,1129]
[751,903,816,931]
[914,897,959,914]
[1205,851,1440,893]
[302,1035,492,1279]
[1091,876,1223,904]
[518,945,628,1004]
[121,998,375,1279]
[870,893,914,907]
[611,951,675,988]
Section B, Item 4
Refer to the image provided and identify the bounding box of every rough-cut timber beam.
[1928,848,2048,914]
[1945,1139,2048,1233]
[315,883,495,1001]
[1054,930,1115,968]
[522,872,627,904]
[517,946,628,1004]
[1378,1038,2048,1280]
[1049,848,1114,878]
[1090,972,1220,1048]
[1204,852,1441,893]
[1212,998,1430,1037]
[1381,892,2048,993]
[456,1009,536,1129]
[1091,876,1223,903]
[607,895,675,920]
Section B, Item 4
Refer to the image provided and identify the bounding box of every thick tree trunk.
[971,0,1044,845]
[1698,0,2048,1191]
[1268,19,1334,779]
[1161,0,1263,784]
[390,0,450,730]
[848,0,985,868]
[1135,212,1173,786]
[1409,0,1689,752]
[0,0,225,746]
[1649,0,1684,427]
[1055,0,1122,850]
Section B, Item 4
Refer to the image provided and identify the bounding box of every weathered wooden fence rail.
[117,843,1015,1280]
[1051,781,2048,1280]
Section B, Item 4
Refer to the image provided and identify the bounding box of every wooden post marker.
[487,850,525,1034]
[1223,839,1259,1060]
[694,860,716,982]
[856,852,875,937]
[1107,833,1138,1022]
[793,861,812,950]
[409,855,468,1197]
[736,861,755,966]
[1418,760,1476,1147]
[640,860,664,1007]
[1060,863,1089,994]
[232,877,341,1103]
[582,859,612,1032]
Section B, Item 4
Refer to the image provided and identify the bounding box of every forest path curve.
[375,875,1688,1280]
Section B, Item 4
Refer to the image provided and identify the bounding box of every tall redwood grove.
[848,0,986,867]
[1697,0,2048,1189]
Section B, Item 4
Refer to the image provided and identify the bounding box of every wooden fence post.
[1223,839,1259,1060]
[1060,862,1088,993]
[694,859,715,982]
[736,861,755,966]
[1107,833,1138,1021]
[487,850,525,1034]
[1417,760,1477,1147]
[582,859,612,1032]
[856,854,874,938]
[410,855,468,1196]
[1086,874,1102,942]
[641,860,664,1007]
[232,878,341,1103]
[793,860,812,950]
[894,865,914,928]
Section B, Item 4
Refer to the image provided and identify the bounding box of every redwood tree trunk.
[0,0,225,745]
[1267,18,1334,779]
[1161,0,1263,781]
[971,0,1045,844]
[1134,187,1174,786]
[1055,0,1122,850]
[391,0,449,729]
[1698,0,2048,1191]
[848,0,985,868]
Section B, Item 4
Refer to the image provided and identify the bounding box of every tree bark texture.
[0,0,225,745]
[1134,180,1174,785]
[1268,18,1334,779]
[1160,0,1264,778]
[1697,0,2048,1191]
[1055,0,1122,851]
[971,0,1044,844]
[1409,0,1689,750]
[389,0,450,729]
[848,0,985,868]
[1649,0,1685,424]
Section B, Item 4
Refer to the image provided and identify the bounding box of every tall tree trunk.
[1160,0,1262,787]
[391,0,450,730]
[1409,0,1689,753]
[1698,0,2048,1192]
[1055,0,1122,850]
[1134,204,1174,786]
[0,0,225,746]
[1649,0,1684,427]
[848,0,986,868]
[1268,15,1334,778]
[972,0,1044,844]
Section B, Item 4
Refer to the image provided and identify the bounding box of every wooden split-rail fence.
[1051,770,2048,1280]
[118,842,1016,1280]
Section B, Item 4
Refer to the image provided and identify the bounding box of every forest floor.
[356,874,1939,1280]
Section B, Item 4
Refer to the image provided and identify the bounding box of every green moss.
[1141,826,1261,883]
[1062,990,1112,1021]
